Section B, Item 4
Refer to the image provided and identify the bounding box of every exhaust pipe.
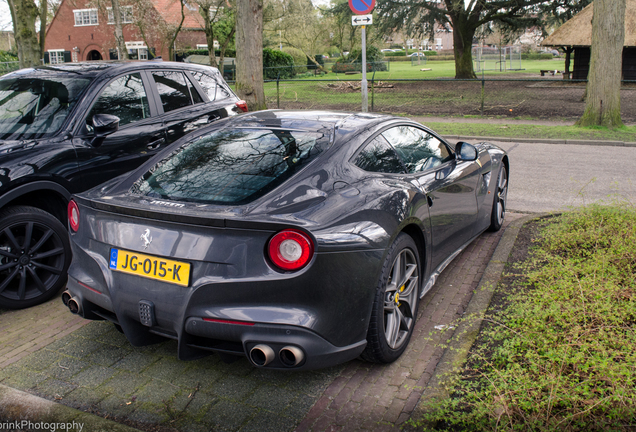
[61,290,72,306]
[249,344,275,366]
[67,297,82,315]
[279,346,304,367]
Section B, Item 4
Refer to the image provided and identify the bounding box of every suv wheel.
[0,206,71,309]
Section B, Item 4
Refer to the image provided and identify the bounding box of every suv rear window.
[0,76,90,140]
[131,127,328,204]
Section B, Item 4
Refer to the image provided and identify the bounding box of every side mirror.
[455,141,478,162]
[90,114,120,147]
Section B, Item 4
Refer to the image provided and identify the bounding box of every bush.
[0,50,18,62]
[282,47,307,74]
[332,47,388,72]
[263,48,295,79]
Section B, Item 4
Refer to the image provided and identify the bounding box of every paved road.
[450,140,636,213]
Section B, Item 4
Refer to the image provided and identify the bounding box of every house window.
[74,9,98,26]
[49,50,65,64]
[107,6,133,24]
[125,41,148,60]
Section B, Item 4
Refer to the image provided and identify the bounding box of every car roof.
[218,109,399,132]
[2,61,221,81]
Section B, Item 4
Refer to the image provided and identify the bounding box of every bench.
[540,70,571,79]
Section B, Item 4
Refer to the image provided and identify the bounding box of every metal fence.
[472,46,523,72]
[260,77,636,122]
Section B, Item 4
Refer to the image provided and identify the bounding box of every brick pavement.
[0,293,89,369]
[0,214,520,431]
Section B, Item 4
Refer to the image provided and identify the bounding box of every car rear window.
[131,127,328,204]
[0,76,90,140]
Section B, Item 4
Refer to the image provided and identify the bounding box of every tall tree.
[577,0,625,127]
[39,0,47,58]
[8,0,41,67]
[375,0,590,79]
[197,0,235,68]
[165,0,186,61]
[110,0,130,59]
[235,0,266,110]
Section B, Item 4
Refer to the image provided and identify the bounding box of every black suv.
[0,61,246,309]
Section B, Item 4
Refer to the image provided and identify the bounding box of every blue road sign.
[349,0,375,15]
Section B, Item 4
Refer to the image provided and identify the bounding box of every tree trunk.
[235,0,266,111]
[167,0,185,62]
[451,17,476,79]
[577,0,625,128]
[111,0,130,60]
[200,5,219,67]
[11,0,41,68]
[39,0,47,59]
[218,25,235,74]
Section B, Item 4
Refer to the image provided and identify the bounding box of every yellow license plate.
[109,248,190,287]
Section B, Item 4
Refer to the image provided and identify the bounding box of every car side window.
[151,71,197,113]
[87,73,150,128]
[354,135,406,174]
[190,71,231,102]
[382,126,452,173]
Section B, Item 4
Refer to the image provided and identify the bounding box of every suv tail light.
[235,100,248,112]
[268,230,314,271]
[68,200,80,232]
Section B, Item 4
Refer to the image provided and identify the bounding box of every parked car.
[408,52,426,58]
[64,109,509,370]
[0,61,246,309]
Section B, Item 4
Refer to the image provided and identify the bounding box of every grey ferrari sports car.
[64,110,508,370]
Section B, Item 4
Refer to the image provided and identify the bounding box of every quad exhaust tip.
[67,297,82,315]
[61,290,72,306]
[279,345,304,367]
[249,344,275,366]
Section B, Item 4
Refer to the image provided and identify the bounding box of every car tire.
[0,206,71,309]
[487,164,508,232]
[361,233,420,363]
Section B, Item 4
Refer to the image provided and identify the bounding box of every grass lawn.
[416,205,636,431]
[293,59,568,80]
[422,122,636,143]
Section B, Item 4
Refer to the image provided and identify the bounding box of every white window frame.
[73,9,98,26]
[107,6,134,24]
[48,49,65,64]
[125,41,148,60]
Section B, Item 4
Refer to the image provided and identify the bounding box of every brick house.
[44,0,207,63]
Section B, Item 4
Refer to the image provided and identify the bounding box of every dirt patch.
[279,80,636,122]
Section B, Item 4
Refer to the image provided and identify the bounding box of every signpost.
[349,0,374,112]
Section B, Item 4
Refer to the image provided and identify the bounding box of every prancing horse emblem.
[141,229,153,249]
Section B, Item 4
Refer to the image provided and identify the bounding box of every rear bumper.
[65,240,383,370]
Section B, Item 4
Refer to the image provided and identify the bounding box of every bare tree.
[110,0,130,59]
[197,0,235,68]
[235,0,266,110]
[8,0,41,67]
[39,0,47,58]
[165,0,185,61]
[576,0,625,127]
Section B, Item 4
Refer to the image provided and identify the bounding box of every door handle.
[147,138,165,150]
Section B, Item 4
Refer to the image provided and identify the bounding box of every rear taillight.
[268,229,314,271]
[235,100,248,112]
[68,200,80,232]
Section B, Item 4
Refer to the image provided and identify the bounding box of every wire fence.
[260,77,636,122]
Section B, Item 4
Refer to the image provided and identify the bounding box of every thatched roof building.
[541,0,636,80]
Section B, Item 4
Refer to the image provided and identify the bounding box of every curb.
[441,135,636,147]
[0,384,141,432]
[407,214,543,425]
